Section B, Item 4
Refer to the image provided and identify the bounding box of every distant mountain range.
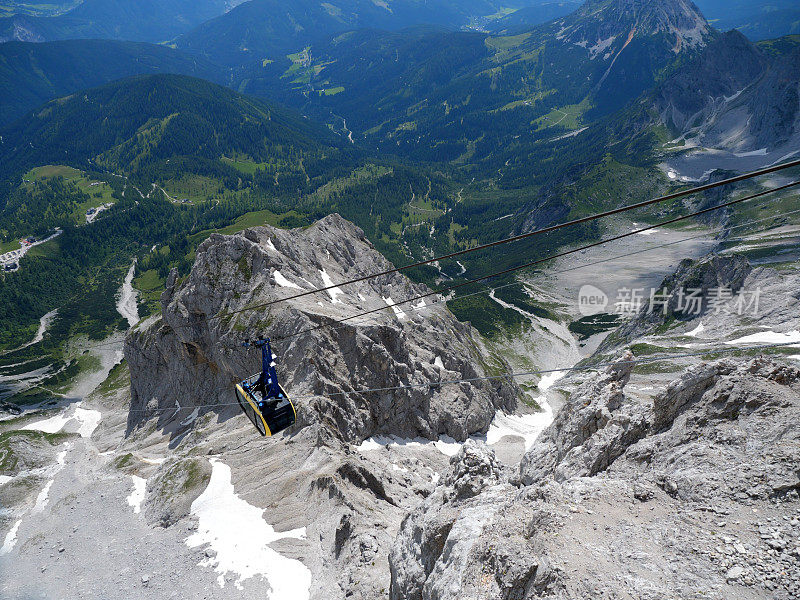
[0,0,246,44]
[694,0,800,41]
[231,0,716,165]
[0,74,338,180]
[175,0,532,66]
[0,40,220,125]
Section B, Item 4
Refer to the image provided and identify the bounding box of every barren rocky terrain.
[1,213,798,599]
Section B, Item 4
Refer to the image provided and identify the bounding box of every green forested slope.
[0,40,222,126]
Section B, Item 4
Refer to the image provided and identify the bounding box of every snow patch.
[686,323,705,338]
[631,223,659,236]
[725,330,800,347]
[22,405,101,439]
[186,460,311,595]
[383,296,407,320]
[319,269,344,304]
[127,476,147,515]
[0,475,12,486]
[32,446,68,513]
[273,270,303,290]
[538,371,566,392]
[33,480,54,513]
[734,148,768,158]
[266,238,277,252]
[0,520,21,555]
[357,434,462,457]
[485,402,553,450]
[434,356,445,370]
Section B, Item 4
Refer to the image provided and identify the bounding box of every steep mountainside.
[646,30,800,178]
[0,74,339,181]
[126,214,519,442]
[239,0,714,163]
[695,0,800,41]
[0,0,243,44]
[0,40,222,126]
[176,0,524,66]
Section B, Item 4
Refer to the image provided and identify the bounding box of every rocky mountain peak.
[557,0,711,56]
[125,214,520,443]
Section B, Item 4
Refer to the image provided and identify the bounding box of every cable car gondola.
[234,338,296,437]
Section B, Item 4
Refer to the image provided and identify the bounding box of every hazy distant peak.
[556,0,712,56]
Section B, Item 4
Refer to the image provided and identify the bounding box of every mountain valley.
[0,1,799,599]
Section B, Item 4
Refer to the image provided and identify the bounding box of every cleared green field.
[533,98,591,132]
[221,156,269,175]
[133,268,164,316]
[160,173,223,204]
[0,239,21,254]
[187,209,307,246]
[24,165,116,223]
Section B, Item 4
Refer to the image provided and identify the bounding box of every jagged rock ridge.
[125,214,519,443]
[555,0,712,57]
[391,355,800,599]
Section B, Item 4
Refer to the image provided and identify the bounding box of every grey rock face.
[125,214,518,443]
[391,354,800,599]
[653,31,768,135]
[389,441,520,600]
[144,457,212,528]
[619,357,800,503]
[599,253,752,351]
[520,351,647,484]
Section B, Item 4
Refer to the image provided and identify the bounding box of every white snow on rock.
[434,356,445,371]
[116,260,140,328]
[266,238,277,252]
[725,330,800,347]
[33,480,54,513]
[686,323,706,338]
[186,459,311,595]
[32,446,69,513]
[273,270,303,290]
[485,403,553,450]
[319,269,344,304]
[631,223,659,236]
[538,370,566,392]
[23,405,101,439]
[735,148,768,158]
[0,520,21,555]
[127,476,147,515]
[357,434,461,457]
[0,475,12,486]
[382,296,407,320]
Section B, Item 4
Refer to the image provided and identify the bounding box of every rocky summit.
[391,356,800,600]
[125,214,519,443]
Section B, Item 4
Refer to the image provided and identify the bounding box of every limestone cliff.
[125,214,518,443]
